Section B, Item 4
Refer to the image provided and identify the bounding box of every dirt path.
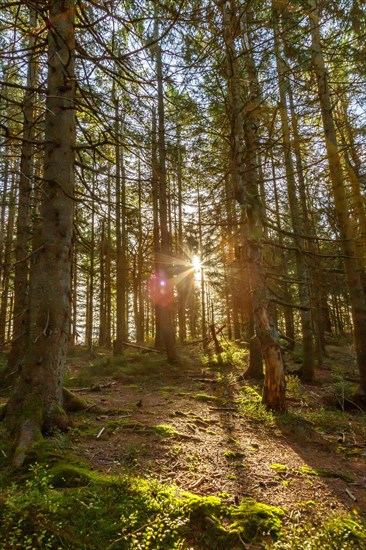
[66,346,366,526]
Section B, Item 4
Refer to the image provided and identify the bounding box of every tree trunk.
[309,0,366,398]
[155,19,177,362]
[197,186,207,341]
[0,171,16,350]
[271,155,295,349]
[9,7,37,370]
[5,0,76,466]
[223,0,286,410]
[287,85,324,367]
[98,219,107,346]
[114,95,128,354]
[151,106,163,350]
[272,5,314,381]
[85,178,95,350]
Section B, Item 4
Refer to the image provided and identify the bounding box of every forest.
[0,0,366,548]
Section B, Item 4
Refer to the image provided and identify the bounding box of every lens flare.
[192,255,201,273]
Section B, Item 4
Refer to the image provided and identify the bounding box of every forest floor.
[1,340,366,548]
[65,342,366,524]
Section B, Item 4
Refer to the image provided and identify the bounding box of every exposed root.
[13,418,41,468]
[63,388,104,413]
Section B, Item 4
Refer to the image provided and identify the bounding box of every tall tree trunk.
[0,171,16,350]
[271,154,295,349]
[99,219,106,346]
[9,7,37,370]
[151,106,163,350]
[224,0,286,410]
[136,157,144,342]
[196,185,207,341]
[5,0,76,466]
[287,86,324,367]
[85,178,95,350]
[0,153,9,275]
[71,237,78,345]
[155,19,177,362]
[309,0,366,398]
[176,128,187,343]
[273,5,314,381]
[114,96,128,354]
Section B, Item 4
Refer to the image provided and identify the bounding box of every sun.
[192,254,201,273]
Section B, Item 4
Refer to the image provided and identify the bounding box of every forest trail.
[65,345,366,526]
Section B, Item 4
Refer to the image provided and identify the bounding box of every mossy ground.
[1,343,366,548]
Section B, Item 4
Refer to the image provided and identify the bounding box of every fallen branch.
[69,381,117,393]
[121,341,160,353]
[209,407,237,412]
[181,337,210,346]
[345,488,357,502]
[188,475,206,490]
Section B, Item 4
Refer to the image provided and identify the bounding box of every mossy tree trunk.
[5,0,76,466]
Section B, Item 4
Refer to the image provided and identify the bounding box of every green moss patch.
[194,393,219,402]
[0,458,286,550]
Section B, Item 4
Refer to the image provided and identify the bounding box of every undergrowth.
[0,460,285,550]
[1,458,365,550]
[269,512,366,549]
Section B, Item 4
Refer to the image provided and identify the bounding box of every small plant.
[239,386,275,426]
[332,367,355,411]
[285,375,303,400]
[269,512,366,549]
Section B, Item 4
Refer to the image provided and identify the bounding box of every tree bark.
[0,170,16,350]
[154,18,177,362]
[8,7,37,370]
[223,0,286,410]
[114,95,128,354]
[273,5,314,381]
[5,0,76,466]
[309,0,366,397]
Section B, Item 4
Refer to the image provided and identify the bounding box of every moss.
[224,450,245,460]
[273,512,366,549]
[50,462,99,487]
[239,386,275,426]
[153,424,180,438]
[229,499,284,541]
[0,455,287,550]
[179,494,284,548]
[194,393,219,402]
[23,393,44,425]
[62,388,96,413]
[270,463,290,472]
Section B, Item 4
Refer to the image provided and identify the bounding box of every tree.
[222,0,286,411]
[4,0,76,466]
[309,0,366,400]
